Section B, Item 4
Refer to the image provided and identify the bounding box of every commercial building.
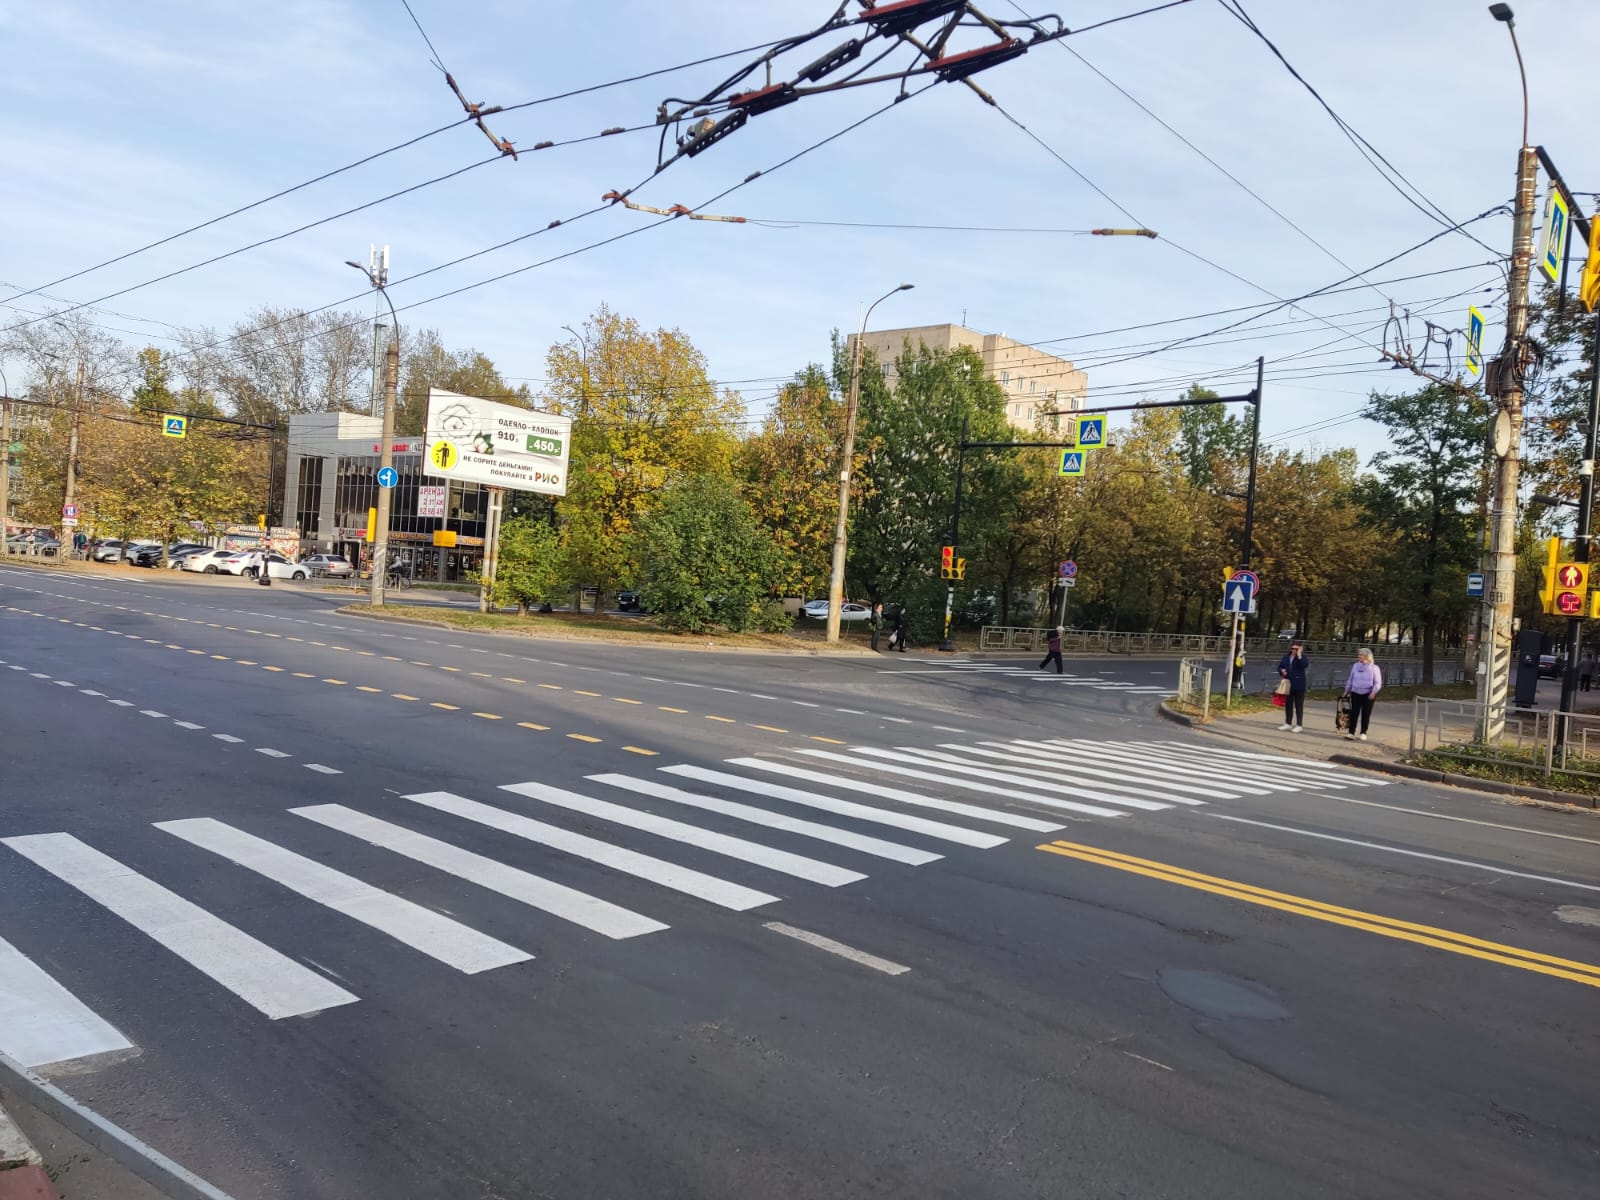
[282,412,488,581]
[848,323,1088,430]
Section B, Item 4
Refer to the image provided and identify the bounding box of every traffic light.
[1581,216,1600,313]
[1538,536,1562,614]
[955,557,967,581]
[940,545,954,578]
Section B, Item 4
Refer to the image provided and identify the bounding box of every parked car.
[183,549,240,574]
[92,539,130,562]
[1538,653,1561,678]
[224,552,307,580]
[617,590,646,612]
[166,546,210,569]
[299,553,354,578]
[802,599,871,621]
[125,543,166,567]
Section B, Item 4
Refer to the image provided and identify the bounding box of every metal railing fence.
[1409,696,1600,795]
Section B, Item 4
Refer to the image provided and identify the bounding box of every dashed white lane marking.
[213,734,244,743]
[79,689,104,696]
[254,747,291,759]
[52,680,75,687]
[139,709,167,719]
[762,922,910,976]
[304,763,342,775]
[106,699,134,707]
[173,721,205,731]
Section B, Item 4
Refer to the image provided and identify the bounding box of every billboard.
[423,388,572,496]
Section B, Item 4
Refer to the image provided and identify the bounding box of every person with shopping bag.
[1275,641,1308,731]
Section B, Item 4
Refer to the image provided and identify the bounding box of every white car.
[802,600,871,621]
[299,553,354,578]
[221,552,309,580]
[183,549,240,574]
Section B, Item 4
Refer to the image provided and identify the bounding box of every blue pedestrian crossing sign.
[377,466,399,489]
[1465,306,1485,378]
[1074,413,1107,450]
[162,414,187,439]
[1057,450,1085,477]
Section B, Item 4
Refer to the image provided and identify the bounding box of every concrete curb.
[0,1102,42,1171]
[0,1101,55,1200]
[1157,700,1201,727]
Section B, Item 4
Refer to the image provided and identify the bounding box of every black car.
[617,590,646,613]
[126,544,165,567]
[1538,653,1561,678]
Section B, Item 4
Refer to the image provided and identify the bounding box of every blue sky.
[2,0,1595,459]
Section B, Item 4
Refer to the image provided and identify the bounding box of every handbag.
[1274,678,1291,696]
[1271,692,1286,708]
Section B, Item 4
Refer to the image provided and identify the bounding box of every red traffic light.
[1556,590,1585,615]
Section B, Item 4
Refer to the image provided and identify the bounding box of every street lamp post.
[346,258,400,607]
[826,283,913,643]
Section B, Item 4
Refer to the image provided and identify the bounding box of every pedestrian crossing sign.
[162,414,187,439]
[1058,450,1085,477]
[1074,414,1107,450]
[1465,306,1485,378]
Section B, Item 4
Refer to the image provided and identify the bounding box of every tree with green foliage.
[1354,384,1487,681]
[633,474,784,634]
[396,330,531,437]
[493,517,569,615]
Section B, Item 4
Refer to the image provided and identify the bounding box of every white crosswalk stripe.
[873,747,1173,812]
[2,833,359,1019]
[156,817,532,974]
[499,781,866,887]
[796,749,1127,818]
[902,660,1172,694]
[0,932,134,1069]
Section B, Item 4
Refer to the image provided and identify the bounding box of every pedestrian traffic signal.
[1557,562,1589,592]
[1538,537,1562,614]
[940,545,954,578]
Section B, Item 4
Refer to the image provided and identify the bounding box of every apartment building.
[848,323,1088,429]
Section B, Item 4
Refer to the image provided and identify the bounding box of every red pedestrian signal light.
[940,545,954,576]
[1557,562,1588,590]
[1557,590,1585,616]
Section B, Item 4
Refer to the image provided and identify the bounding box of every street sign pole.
[1559,303,1600,735]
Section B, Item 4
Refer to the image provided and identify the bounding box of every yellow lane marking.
[410,661,431,667]
[357,686,383,693]
[236,659,257,666]
[165,644,183,649]
[392,693,419,701]
[622,746,659,756]
[292,672,315,678]
[263,632,281,638]
[244,629,261,635]
[207,623,221,628]
[324,679,347,686]
[330,645,348,651]
[566,733,602,743]
[186,649,205,655]
[470,672,493,678]
[575,690,602,698]
[809,736,846,745]
[502,677,525,684]
[144,638,162,644]
[751,724,788,733]
[612,697,642,705]
[287,636,303,642]
[472,712,502,721]
[517,721,550,731]
[439,666,461,673]
[1037,840,1600,990]
[383,656,402,661]
[706,715,736,723]
[659,706,688,714]
[538,684,562,691]
[261,665,285,672]
[431,702,460,711]
[224,626,239,631]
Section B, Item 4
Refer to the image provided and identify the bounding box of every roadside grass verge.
[1411,741,1600,800]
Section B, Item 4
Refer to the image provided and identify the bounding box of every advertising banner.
[423,388,572,496]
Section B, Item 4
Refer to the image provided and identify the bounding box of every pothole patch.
[1554,905,1600,928]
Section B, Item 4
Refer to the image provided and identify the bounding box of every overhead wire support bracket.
[443,72,519,159]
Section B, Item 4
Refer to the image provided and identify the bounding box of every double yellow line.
[1037,839,1600,990]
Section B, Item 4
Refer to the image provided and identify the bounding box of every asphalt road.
[2,564,1598,1200]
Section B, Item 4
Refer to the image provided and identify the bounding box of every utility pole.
[62,359,83,551]
[1481,5,1538,741]
[0,366,11,544]
[347,248,399,608]
[827,283,913,643]
[1226,357,1264,706]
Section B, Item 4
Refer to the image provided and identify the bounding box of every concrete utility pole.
[63,359,83,550]
[347,249,399,608]
[1481,3,1537,741]
[0,366,11,544]
[827,283,913,644]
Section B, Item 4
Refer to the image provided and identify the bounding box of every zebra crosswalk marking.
[590,774,942,866]
[2,832,359,1019]
[1038,739,1296,794]
[968,743,1235,801]
[854,746,1172,812]
[156,817,532,974]
[663,765,1008,849]
[405,791,779,912]
[1118,742,1357,790]
[292,804,667,939]
[499,781,866,887]
[795,749,1125,818]
[928,745,1209,805]
[0,932,135,1069]
[1138,741,1391,787]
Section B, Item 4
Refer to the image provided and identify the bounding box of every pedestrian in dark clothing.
[1276,641,1309,731]
[1342,647,1382,740]
[1581,646,1595,692]
[870,602,885,652]
[1038,626,1064,674]
[890,610,908,652]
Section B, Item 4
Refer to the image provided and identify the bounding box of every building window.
[294,456,323,539]
[1000,370,1010,387]
[1029,380,1037,394]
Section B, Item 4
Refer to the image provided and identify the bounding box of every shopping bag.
[1272,692,1286,708]
[1274,678,1291,696]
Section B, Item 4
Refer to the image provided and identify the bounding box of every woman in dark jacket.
[1276,641,1309,731]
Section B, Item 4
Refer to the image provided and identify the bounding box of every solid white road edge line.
[1336,796,1600,846]
[1206,813,1600,894]
[762,922,910,976]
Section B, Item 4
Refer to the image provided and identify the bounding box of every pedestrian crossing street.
[1,737,1388,1069]
[897,659,1172,694]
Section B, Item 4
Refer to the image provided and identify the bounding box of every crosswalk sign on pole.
[1465,306,1485,378]
[1074,414,1107,450]
[1057,450,1085,477]
[162,414,188,439]
[1539,187,1571,283]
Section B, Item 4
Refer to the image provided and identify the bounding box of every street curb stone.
[1156,700,1200,727]
[0,1101,43,1174]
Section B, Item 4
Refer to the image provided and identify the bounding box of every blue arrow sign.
[1222,579,1255,614]
[377,466,399,489]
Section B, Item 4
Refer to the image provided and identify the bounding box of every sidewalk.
[1189,695,1414,764]
[0,1087,167,1200]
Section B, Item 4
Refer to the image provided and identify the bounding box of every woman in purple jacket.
[1343,647,1383,740]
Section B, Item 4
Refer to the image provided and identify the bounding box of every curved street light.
[825,283,913,643]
